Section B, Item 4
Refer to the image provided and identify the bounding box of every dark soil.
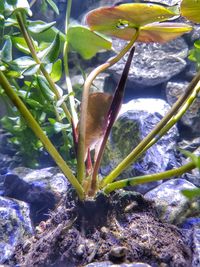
[10,190,192,267]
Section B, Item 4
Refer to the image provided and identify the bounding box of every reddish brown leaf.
[84,92,113,157]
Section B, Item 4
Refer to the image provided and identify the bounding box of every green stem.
[0,71,84,200]
[77,29,140,184]
[101,68,200,188]
[16,12,72,122]
[63,0,78,126]
[144,82,200,152]
[104,161,196,194]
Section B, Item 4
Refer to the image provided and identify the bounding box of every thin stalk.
[101,68,200,188]
[104,161,196,194]
[16,12,72,122]
[77,29,140,184]
[144,82,200,152]
[0,71,84,200]
[63,0,78,126]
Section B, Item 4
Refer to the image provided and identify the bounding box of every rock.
[110,37,188,86]
[85,262,152,267]
[192,227,200,267]
[101,98,178,193]
[182,217,200,230]
[0,196,33,264]
[143,0,180,5]
[11,166,70,197]
[177,138,200,186]
[166,80,200,137]
[3,172,57,225]
[2,167,71,225]
[144,178,198,224]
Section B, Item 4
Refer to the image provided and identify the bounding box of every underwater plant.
[0,0,200,201]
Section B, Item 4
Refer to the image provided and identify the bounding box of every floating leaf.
[139,22,192,43]
[86,3,176,40]
[181,0,200,23]
[67,26,112,59]
[28,20,56,34]
[84,92,113,154]
[50,59,62,82]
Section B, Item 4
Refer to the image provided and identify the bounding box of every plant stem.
[0,71,84,200]
[144,82,200,152]
[16,12,72,122]
[77,29,140,184]
[63,0,78,126]
[103,161,196,194]
[101,68,200,188]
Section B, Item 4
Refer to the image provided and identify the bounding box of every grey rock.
[101,98,178,193]
[143,0,180,5]
[12,167,70,197]
[190,25,200,42]
[178,138,200,187]
[0,196,33,264]
[166,80,200,136]
[145,178,198,224]
[192,227,200,267]
[110,37,188,86]
[85,262,152,267]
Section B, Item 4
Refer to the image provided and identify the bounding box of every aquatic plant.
[0,0,200,200]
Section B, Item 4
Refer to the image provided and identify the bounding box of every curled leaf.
[78,92,113,157]
[86,3,176,40]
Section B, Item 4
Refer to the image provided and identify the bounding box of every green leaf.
[28,20,56,34]
[181,0,200,23]
[139,22,192,43]
[49,121,69,133]
[5,0,32,16]
[30,24,65,46]
[46,0,59,15]
[38,33,60,63]
[12,56,36,69]
[56,92,74,107]
[5,18,17,27]
[1,37,12,62]
[22,64,40,76]
[50,59,62,82]
[194,40,200,49]
[182,188,200,199]
[25,98,43,108]
[12,36,30,54]
[37,75,55,101]
[7,0,17,4]
[179,148,200,171]
[0,0,5,13]
[86,3,177,40]
[67,26,112,59]
[5,69,22,78]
